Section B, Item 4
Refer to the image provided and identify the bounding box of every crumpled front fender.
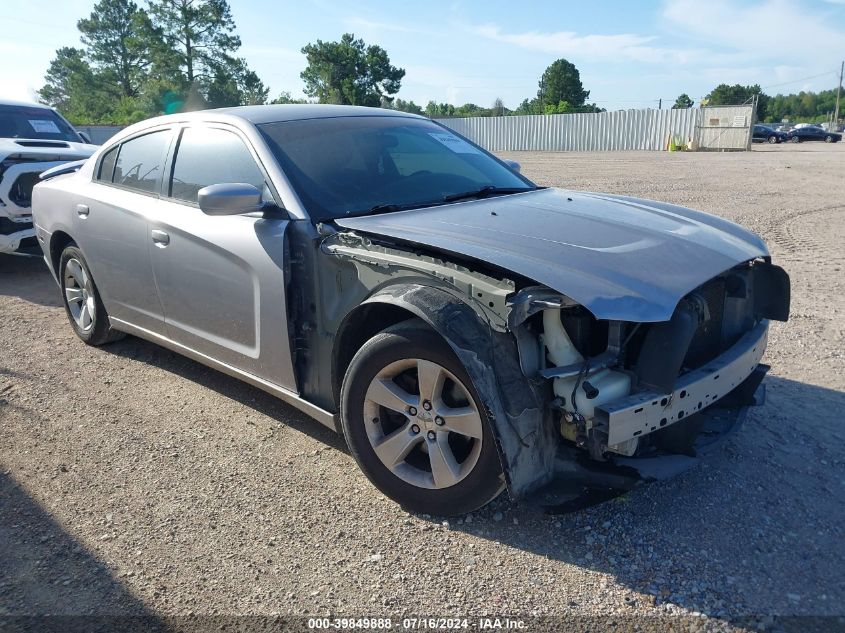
[359,283,558,497]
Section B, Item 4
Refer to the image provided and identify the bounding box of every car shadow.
[99,335,346,453]
[434,375,845,627]
[0,254,60,307]
[0,472,169,632]
[4,251,842,626]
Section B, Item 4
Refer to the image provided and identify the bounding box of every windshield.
[258,116,536,221]
[0,105,83,142]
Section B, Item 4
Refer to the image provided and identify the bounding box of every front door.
[146,124,297,391]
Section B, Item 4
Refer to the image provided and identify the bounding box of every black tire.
[768,135,778,144]
[824,135,833,143]
[791,135,801,143]
[340,319,505,516]
[59,245,125,346]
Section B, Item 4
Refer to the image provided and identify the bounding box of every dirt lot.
[1,143,843,631]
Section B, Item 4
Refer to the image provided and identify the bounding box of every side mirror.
[503,159,521,173]
[78,131,92,144]
[198,183,264,216]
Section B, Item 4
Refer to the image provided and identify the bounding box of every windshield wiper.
[354,200,442,216]
[442,186,533,203]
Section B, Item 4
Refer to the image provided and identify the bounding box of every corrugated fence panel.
[70,107,750,151]
[75,125,124,145]
[436,107,708,152]
[697,105,754,150]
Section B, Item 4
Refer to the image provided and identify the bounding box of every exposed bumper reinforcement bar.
[595,319,768,446]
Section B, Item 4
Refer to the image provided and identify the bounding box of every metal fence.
[436,105,754,152]
[696,105,754,151]
[75,125,124,145]
[72,105,754,151]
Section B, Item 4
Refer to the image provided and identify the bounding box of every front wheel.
[791,135,801,143]
[59,245,125,345]
[340,320,505,516]
[825,135,834,143]
[768,135,778,144]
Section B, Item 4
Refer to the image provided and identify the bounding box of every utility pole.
[658,98,662,110]
[834,60,843,130]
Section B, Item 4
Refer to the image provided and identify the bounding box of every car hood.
[335,188,769,322]
[0,137,97,161]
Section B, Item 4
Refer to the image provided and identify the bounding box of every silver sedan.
[32,105,789,515]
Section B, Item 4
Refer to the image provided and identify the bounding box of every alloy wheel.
[363,358,483,490]
[63,258,96,331]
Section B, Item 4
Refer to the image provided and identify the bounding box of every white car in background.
[1,100,98,255]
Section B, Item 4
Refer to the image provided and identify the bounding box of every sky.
[2,0,844,110]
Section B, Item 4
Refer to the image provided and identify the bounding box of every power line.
[761,70,839,91]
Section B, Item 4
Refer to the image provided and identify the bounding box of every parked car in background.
[0,100,97,255]
[32,105,790,515]
[752,124,787,144]
[787,126,842,143]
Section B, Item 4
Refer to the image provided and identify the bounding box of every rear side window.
[113,130,170,193]
[97,145,118,182]
[169,127,266,203]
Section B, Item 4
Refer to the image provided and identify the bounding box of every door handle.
[151,229,170,247]
[75,204,89,218]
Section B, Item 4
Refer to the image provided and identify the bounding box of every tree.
[766,88,839,123]
[389,98,423,115]
[544,100,574,115]
[238,66,269,105]
[537,59,589,110]
[672,93,693,109]
[206,66,241,107]
[39,48,117,124]
[76,0,158,98]
[705,83,769,121]
[205,59,268,108]
[147,0,241,85]
[300,33,405,106]
[425,101,455,117]
[271,91,308,105]
[514,98,541,115]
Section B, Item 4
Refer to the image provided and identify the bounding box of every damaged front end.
[509,259,789,507]
[321,226,789,507]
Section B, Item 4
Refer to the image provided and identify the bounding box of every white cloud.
[662,0,845,66]
[400,64,488,105]
[344,17,418,34]
[238,46,303,62]
[473,23,697,65]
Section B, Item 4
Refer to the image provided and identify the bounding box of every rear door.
[146,123,297,390]
[81,128,171,332]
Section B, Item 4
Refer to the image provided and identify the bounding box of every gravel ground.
[1,143,843,632]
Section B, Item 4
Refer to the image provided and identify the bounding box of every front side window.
[169,127,267,204]
[258,117,534,221]
[113,131,170,193]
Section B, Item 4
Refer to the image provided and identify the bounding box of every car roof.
[0,99,54,110]
[106,104,432,150]
[204,104,424,124]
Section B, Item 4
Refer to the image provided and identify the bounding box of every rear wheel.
[340,320,505,516]
[59,245,125,345]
